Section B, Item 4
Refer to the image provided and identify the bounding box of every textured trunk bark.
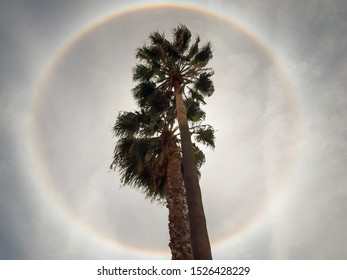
[166,143,193,260]
[173,82,212,260]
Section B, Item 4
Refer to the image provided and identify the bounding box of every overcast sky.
[1,0,347,260]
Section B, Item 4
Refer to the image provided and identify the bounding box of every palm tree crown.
[133,24,214,111]
[111,97,214,202]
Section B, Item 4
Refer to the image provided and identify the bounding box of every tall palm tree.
[111,95,214,259]
[132,25,215,259]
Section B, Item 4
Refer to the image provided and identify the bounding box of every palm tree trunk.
[166,143,193,260]
[173,81,213,260]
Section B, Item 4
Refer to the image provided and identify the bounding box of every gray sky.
[1,0,347,259]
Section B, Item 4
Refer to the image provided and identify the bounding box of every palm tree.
[111,94,214,259]
[132,25,215,259]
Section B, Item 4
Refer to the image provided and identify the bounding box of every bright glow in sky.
[1,0,347,259]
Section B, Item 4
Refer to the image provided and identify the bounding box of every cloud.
[1,0,347,259]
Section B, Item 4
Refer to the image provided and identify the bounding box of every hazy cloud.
[1,0,347,259]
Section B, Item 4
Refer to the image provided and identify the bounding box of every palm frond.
[193,42,213,66]
[165,43,181,61]
[189,88,206,104]
[194,71,214,97]
[136,45,161,63]
[132,82,156,106]
[193,125,215,149]
[113,111,142,137]
[185,97,206,122]
[113,136,162,189]
[149,31,166,45]
[191,143,206,176]
[149,31,173,63]
[133,64,154,82]
[186,36,200,59]
[173,24,191,54]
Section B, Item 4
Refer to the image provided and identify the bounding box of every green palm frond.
[187,36,200,59]
[149,31,166,45]
[173,24,191,54]
[166,43,181,61]
[193,125,215,149]
[113,111,141,137]
[133,64,154,82]
[136,45,161,62]
[111,135,169,201]
[132,82,156,106]
[149,31,172,63]
[185,97,206,122]
[189,88,206,104]
[194,71,214,97]
[147,90,171,113]
[192,143,206,169]
[193,42,213,66]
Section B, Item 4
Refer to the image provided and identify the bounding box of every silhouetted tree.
[111,25,215,259]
